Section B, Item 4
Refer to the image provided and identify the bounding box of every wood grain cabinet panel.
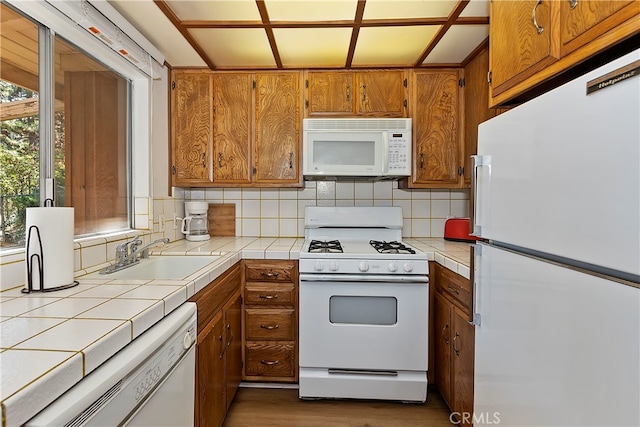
[245,342,296,378]
[170,70,213,186]
[254,72,301,185]
[171,71,303,187]
[401,69,463,189]
[489,0,639,107]
[212,73,252,184]
[305,70,407,117]
[433,263,475,427]
[306,71,353,115]
[489,0,561,97]
[242,260,298,383]
[190,263,242,427]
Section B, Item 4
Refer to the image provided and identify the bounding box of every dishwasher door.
[25,303,197,427]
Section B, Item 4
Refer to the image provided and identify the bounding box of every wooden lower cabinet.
[242,259,298,382]
[433,262,475,426]
[190,262,242,427]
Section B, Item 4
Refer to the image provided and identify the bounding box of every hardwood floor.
[223,387,454,427]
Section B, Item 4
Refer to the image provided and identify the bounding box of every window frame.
[3,0,153,250]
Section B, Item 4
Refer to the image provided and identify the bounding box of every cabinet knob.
[260,359,280,365]
[259,294,279,300]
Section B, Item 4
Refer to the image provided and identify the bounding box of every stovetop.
[300,206,428,275]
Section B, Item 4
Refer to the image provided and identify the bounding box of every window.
[0,2,131,248]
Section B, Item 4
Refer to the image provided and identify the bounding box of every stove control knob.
[329,261,339,271]
[388,261,398,272]
[358,261,370,272]
[403,262,414,272]
[314,261,324,271]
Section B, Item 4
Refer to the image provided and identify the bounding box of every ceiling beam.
[256,0,283,69]
[181,17,488,30]
[345,0,367,69]
[153,0,217,70]
[414,0,471,67]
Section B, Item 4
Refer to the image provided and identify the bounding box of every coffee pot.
[180,201,210,241]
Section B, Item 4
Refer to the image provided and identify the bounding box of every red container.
[444,218,479,242]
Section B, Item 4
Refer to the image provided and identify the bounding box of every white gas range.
[298,206,429,403]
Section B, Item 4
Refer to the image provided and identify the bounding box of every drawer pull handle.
[259,294,278,300]
[260,271,280,278]
[447,285,460,295]
[260,324,280,330]
[260,359,279,365]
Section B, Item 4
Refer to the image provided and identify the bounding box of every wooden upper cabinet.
[305,70,406,117]
[306,71,353,115]
[356,71,406,116]
[212,73,252,184]
[403,69,463,188]
[171,70,303,187]
[254,72,302,185]
[489,0,639,107]
[489,0,561,97]
[560,0,637,55]
[170,70,213,186]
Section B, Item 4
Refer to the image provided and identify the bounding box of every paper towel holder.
[21,198,79,294]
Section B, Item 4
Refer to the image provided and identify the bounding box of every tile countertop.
[0,236,471,427]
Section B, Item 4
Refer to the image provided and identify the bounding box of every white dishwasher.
[25,302,197,427]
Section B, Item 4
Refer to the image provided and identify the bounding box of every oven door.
[299,274,428,371]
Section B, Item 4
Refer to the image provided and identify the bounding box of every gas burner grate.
[308,240,343,253]
[370,240,416,254]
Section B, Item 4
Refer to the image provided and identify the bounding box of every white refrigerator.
[472,48,640,426]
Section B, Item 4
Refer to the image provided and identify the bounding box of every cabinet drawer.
[245,343,296,378]
[245,309,296,340]
[244,261,296,283]
[436,264,472,313]
[244,283,295,306]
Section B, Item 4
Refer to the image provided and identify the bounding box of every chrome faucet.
[101,237,170,274]
[129,238,170,260]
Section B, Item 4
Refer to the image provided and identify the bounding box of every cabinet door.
[213,74,252,184]
[171,71,213,186]
[356,71,406,117]
[412,70,462,187]
[560,0,638,55]
[223,291,242,411]
[434,292,453,409]
[306,71,354,115]
[489,0,560,97]
[196,311,225,427]
[254,72,301,185]
[453,307,475,427]
[463,46,499,187]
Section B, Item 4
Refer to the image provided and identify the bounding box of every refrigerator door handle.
[471,155,491,237]
[471,243,482,326]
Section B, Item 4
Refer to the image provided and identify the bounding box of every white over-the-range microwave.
[302,118,412,179]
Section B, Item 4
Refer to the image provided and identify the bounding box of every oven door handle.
[299,273,428,283]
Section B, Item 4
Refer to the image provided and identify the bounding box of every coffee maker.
[180,201,210,241]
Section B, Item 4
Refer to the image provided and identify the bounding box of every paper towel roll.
[25,207,75,291]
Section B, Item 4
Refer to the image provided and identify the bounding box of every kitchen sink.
[84,255,222,280]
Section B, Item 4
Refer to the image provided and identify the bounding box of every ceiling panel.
[168,1,261,21]
[274,28,352,68]
[362,0,458,19]
[266,0,358,21]
[353,26,441,67]
[190,28,276,68]
[459,0,490,17]
[423,24,489,64]
[107,0,490,69]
